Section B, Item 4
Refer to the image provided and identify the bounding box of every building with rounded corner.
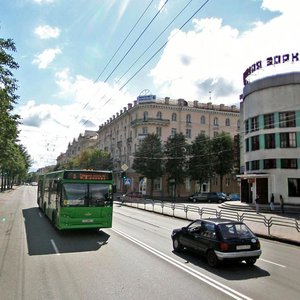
[240,72,300,205]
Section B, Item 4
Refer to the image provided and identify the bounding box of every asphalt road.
[1,186,300,300]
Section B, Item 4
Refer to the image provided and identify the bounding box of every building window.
[142,127,148,135]
[280,132,296,148]
[225,118,230,126]
[281,159,297,169]
[186,114,191,123]
[171,128,176,137]
[186,129,191,138]
[245,138,249,152]
[263,159,277,169]
[225,178,230,186]
[264,113,275,129]
[143,111,148,121]
[153,178,162,191]
[213,117,218,126]
[156,127,162,136]
[246,161,250,171]
[250,116,259,132]
[251,135,260,151]
[201,130,206,135]
[245,120,249,134]
[251,160,260,170]
[279,111,296,128]
[237,120,240,130]
[172,113,177,121]
[156,111,162,119]
[265,133,275,149]
[214,131,219,137]
[201,115,205,124]
[288,178,300,197]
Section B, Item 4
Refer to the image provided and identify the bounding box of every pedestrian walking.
[255,194,260,213]
[270,193,275,211]
[279,194,284,214]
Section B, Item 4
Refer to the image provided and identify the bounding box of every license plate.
[82,219,94,223]
[236,245,251,250]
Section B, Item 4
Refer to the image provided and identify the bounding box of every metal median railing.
[118,198,300,238]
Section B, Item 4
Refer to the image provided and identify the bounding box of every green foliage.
[0,37,31,190]
[210,132,234,191]
[59,149,113,170]
[189,133,213,186]
[164,133,188,190]
[132,134,163,197]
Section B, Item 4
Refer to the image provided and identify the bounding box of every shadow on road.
[173,250,270,280]
[22,207,110,256]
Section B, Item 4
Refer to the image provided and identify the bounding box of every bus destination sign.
[64,171,112,181]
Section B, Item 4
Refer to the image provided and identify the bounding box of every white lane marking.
[50,239,60,255]
[38,212,43,218]
[112,227,252,300]
[260,259,286,268]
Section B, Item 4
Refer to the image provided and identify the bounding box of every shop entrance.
[256,178,268,204]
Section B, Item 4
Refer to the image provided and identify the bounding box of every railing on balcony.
[131,118,170,127]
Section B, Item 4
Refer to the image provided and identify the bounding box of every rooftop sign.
[243,52,299,85]
[137,95,156,102]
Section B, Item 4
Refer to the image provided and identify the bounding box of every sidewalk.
[218,201,300,246]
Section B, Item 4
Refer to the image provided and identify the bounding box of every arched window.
[172,113,177,121]
[225,118,230,126]
[156,111,162,119]
[213,117,218,126]
[143,111,148,121]
[201,115,205,124]
[186,114,191,123]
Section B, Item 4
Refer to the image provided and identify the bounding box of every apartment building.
[96,96,240,198]
[57,130,98,165]
[239,72,300,205]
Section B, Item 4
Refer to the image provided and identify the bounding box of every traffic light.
[121,172,127,179]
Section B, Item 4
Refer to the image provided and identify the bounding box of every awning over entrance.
[237,173,270,179]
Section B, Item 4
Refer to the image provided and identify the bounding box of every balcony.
[131,118,170,127]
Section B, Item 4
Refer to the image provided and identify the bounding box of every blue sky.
[1,0,299,170]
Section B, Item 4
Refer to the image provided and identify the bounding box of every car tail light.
[220,242,229,251]
[256,240,260,249]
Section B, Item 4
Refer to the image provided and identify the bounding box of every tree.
[210,132,234,192]
[164,133,188,199]
[188,133,212,191]
[60,149,113,170]
[132,134,163,198]
[0,37,31,190]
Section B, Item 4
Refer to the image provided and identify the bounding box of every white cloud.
[32,47,62,69]
[34,25,61,39]
[150,0,300,105]
[17,71,134,170]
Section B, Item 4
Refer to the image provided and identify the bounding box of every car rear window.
[219,223,255,239]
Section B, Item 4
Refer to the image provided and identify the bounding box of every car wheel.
[245,258,257,265]
[192,198,197,203]
[207,250,219,267]
[218,199,222,204]
[173,237,183,252]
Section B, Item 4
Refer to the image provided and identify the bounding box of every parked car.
[121,192,143,201]
[189,192,229,203]
[171,218,261,267]
[228,193,240,201]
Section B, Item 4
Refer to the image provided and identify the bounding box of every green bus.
[37,170,115,230]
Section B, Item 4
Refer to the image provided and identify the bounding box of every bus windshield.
[62,183,112,207]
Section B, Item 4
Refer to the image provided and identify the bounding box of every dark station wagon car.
[171,218,261,267]
[189,192,230,203]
